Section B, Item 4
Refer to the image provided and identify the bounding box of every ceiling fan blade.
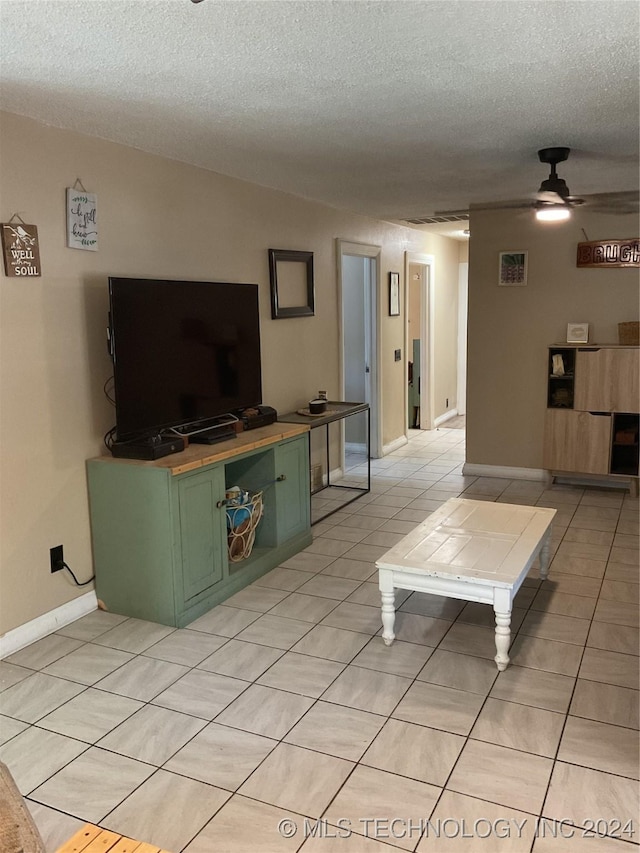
[536,190,567,205]
[582,191,640,215]
[469,200,534,212]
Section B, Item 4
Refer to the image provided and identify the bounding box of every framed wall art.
[268,249,315,319]
[389,271,400,315]
[1,219,41,277]
[567,322,589,343]
[66,185,98,250]
[498,251,527,286]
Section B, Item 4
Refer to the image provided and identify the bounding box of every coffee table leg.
[381,591,396,645]
[494,610,511,671]
[539,529,552,581]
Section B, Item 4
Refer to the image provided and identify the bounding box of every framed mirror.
[268,249,315,319]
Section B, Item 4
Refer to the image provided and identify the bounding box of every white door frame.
[404,251,435,432]
[337,239,382,458]
[457,262,468,415]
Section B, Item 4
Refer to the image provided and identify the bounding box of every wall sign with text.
[577,238,639,268]
[66,188,98,250]
[1,223,41,276]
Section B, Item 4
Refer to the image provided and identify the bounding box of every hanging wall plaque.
[1,222,41,276]
[577,238,639,268]
[66,187,98,250]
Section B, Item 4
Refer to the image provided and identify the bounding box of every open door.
[405,252,435,432]
[338,240,381,460]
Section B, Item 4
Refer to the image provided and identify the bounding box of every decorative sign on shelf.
[577,238,639,268]
[1,221,41,277]
[66,185,98,250]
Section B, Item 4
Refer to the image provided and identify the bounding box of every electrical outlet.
[50,544,64,573]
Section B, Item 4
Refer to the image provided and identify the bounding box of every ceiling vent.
[404,211,470,225]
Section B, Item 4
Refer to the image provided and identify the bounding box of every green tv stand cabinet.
[87,423,312,627]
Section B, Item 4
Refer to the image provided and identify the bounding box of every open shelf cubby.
[547,347,576,409]
[611,413,640,476]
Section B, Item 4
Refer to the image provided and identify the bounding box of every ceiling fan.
[533,147,583,221]
[464,147,639,222]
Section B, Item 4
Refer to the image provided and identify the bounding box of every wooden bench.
[55,824,172,853]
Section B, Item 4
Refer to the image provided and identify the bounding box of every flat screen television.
[108,277,262,440]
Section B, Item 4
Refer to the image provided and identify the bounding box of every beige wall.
[0,111,460,634]
[432,240,460,418]
[467,207,639,470]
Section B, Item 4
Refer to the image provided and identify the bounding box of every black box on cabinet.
[238,405,278,430]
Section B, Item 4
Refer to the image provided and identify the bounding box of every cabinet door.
[176,466,227,603]
[88,463,178,626]
[275,435,310,542]
[544,410,612,474]
[574,348,640,412]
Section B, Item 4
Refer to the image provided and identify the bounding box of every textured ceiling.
[1,0,638,225]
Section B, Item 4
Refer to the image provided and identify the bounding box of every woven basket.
[0,761,46,853]
[618,322,639,345]
[226,491,263,562]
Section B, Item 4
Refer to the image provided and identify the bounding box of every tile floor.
[1,426,638,852]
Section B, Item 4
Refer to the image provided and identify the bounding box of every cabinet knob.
[276,474,287,482]
[216,500,225,508]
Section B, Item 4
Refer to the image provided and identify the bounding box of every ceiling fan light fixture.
[535,204,572,222]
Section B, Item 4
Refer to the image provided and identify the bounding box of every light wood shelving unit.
[543,344,639,493]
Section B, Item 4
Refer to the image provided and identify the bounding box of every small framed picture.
[389,272,400,316]
[567,322,589,343]
[498,251,527,286]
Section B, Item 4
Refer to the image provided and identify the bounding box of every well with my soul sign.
[1,222,41,276]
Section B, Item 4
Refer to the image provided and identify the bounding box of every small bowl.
[308,399,327,414]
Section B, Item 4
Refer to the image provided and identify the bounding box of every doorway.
[457,261,468,416]
[338,240,381,460]
[404,252,435,432]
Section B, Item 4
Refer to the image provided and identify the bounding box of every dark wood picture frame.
[268,249,315,319]
[389,271,400,316]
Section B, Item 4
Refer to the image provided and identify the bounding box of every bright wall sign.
[66,188,98,250]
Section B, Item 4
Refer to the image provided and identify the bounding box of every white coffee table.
[376,498,556,670]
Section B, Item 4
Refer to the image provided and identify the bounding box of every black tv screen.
[109,277,262,439]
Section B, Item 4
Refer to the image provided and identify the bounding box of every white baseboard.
[383,435,408,455]
[345,442,366,453]
[0,591,98,659]
[434,409,459,427]
[462,463,550,483]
